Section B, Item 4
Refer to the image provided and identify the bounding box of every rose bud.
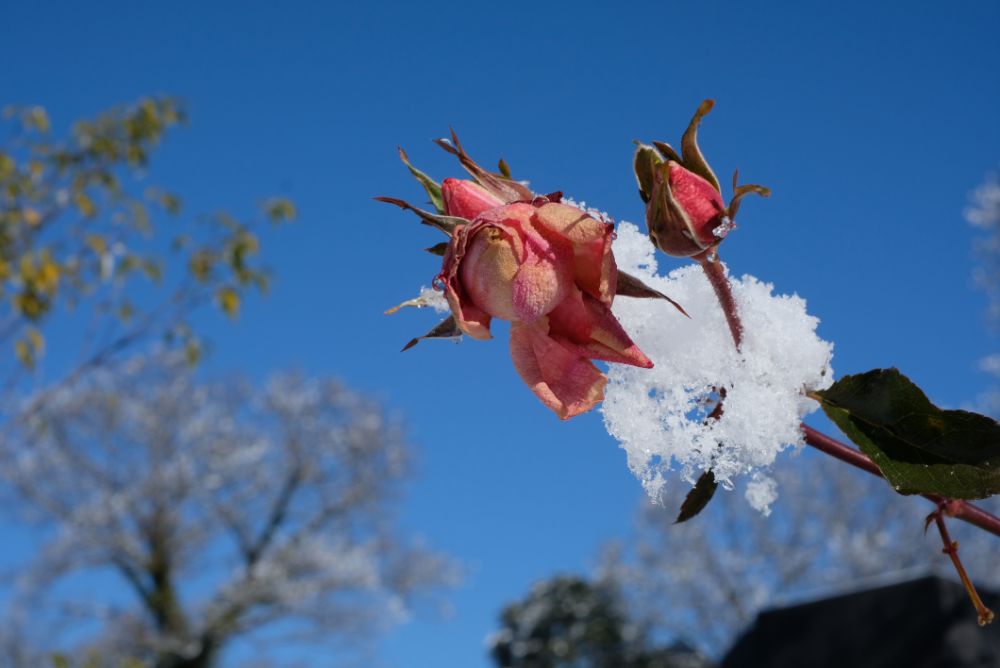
[382,133,684,420]
[635,100,770,258]
[439,199,653,419]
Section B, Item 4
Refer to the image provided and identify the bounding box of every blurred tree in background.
[0,353,454,667]
[967,168,1000,414]
[597,450,1000,658]
[0,98,293,383]
[489,575,710,668]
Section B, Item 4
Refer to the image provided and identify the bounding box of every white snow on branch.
[603,223,834,511]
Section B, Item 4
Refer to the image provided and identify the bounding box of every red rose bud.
[646,160,730,257]
[635,100,770,259]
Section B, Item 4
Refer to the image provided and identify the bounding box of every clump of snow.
[745,473,778,517]
[419,285,450,313]
[603,223,833,512]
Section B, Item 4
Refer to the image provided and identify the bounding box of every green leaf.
[217,286,240,317]
[675,470,718,523]
[816,368,1000,499]
[264,197,296,223]
[398,147,445,214]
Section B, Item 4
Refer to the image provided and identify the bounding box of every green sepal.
[616,270,688,318]
[374,196,465,235]
[727,170,771,221]
[401,314,461,351]
[633,143,663,204]
[397,146,445,214]
[651,141,682,165]
[434,129,534,203]
[680,99,722,194]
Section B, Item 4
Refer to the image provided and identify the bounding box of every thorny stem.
[698,252,743,349]
[698,250,1000,615]
[929,506,995,626]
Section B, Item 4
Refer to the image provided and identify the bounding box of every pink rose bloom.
[438,179,652,419]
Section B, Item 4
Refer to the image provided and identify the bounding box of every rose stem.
[697,254,1000,543]
[929,505,995,626]
[698,253,742,349]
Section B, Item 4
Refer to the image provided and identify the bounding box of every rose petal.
[667,162,726,245]
[441,178,506,220]
[532,203,617,304]
[509,321,607,419]
[439,225,493,339]
[547,288,653,368]
[510,229,573,322]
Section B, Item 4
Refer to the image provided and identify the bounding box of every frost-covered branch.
[0,353,456,667]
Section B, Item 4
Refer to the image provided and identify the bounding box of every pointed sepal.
[651,140,682,165]
[397,146,445,214]
[727,170,771,220]
[680,99,722,194]
[401,314,462,351]
[374,196,466,235]
[633,142,663,204]
[615,270,689,317]
[433,129,534,203]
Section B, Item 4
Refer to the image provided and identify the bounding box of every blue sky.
[3,1,1000,666]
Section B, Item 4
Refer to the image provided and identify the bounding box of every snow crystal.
[712,216,735,239]
[745,473,778,516]
[602,222,834,509]
[419,285,450,313]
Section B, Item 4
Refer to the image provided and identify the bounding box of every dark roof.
[722,576,1000,668]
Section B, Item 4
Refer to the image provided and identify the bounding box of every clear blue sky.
[3,1,1000,666]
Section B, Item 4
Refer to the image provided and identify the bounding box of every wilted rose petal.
[532,202,616,304]
[509,321,607,420]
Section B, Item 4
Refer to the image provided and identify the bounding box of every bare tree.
[967,169,1000,414]
[599,449,1000,659]
[0,353,455,667]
